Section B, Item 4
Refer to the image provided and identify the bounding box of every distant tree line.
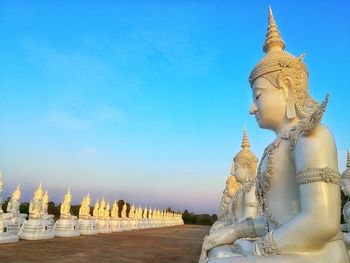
[182,209,217,226]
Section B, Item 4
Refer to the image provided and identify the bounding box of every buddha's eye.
[255,93,262,100]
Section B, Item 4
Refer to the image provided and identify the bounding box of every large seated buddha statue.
[200,7,349,263]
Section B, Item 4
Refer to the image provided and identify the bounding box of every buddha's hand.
[210,221,225,232]
[202,226,236,251]
[233,239,254,256]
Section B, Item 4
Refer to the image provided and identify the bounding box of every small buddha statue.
[93,200,99,217]
[229,128,259,223]
[111,201,119,218]
[121,202,127,218]
[143,206,148,219]
[105,202,110,218]
[211,162,242,232]
[60,189,73,219]
[200,6,349,263]
[129,204,135,218]
[80,193,92,218]
[29,183,44,219]
[7,185,21,215]
[341,150,350,249]
[41,190,49,216]
[98,197,106,218]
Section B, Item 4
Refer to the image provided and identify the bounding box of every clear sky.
[0,0,349,214]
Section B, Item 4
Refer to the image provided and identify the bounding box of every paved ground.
[0,225,209,263]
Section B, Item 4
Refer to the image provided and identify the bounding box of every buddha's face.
[234,163,247,184]
[342,178,350,196]
[250,76,287,131]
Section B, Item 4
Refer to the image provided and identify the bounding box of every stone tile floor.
[0,225,209,263]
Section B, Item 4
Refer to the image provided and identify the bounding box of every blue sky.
[0,1,349,214]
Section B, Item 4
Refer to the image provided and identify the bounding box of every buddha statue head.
[342,150,350,196]
[233,128,258,184]
[85,193,91,206]
[12,185,21,201]
[43,190,49,204]
[249,7,318,133]
[64,189,72,204]
[34,183,44,201]
[226,163,241,197]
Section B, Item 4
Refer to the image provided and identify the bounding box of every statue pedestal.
[109,218,122,232]
[78,217,98,235]
[96,218,112,234]
[129,219,138,230]
[119,218,130,231]
[0,215,19,243]
[18,218,55,240]
[54,217,80,237]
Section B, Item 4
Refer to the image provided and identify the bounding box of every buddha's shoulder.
[295,123,336,153]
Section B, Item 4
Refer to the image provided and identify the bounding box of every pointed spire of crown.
[241,128,250,149]
[263,6,286,53]
[347,149,350,168]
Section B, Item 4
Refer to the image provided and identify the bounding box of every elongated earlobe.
[286,95,296,119]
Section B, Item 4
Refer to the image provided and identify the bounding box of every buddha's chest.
[256,139,300,226]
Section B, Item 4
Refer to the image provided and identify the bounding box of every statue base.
[96,218,112,234]
[54,218,80,237]
[78,217,98,235]
[119,218,130,231]
[0,217,19,243]
[18,218,55,240]
[109,218,122,232]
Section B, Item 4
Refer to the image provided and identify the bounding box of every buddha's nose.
[249,102,257,115]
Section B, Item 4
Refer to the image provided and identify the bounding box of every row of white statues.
[0,178,184,243]
[199,6,350,263]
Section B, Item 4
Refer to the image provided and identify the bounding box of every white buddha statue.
[110,200,121,232]
[79,194,91,219]
[93,200,99,217]
[98,197,106,218]
[19,184,55,240]
[341,151,350,250]
[55,189,79,237]
[211,151,244,232]
[6,185,21,215]
[28,183,44,219]
[0,175,19,243]
[200,6,349,263]
[111,201,119,219]
[121,202,127,218]
[6,185,27,228]
[59,189,74,219]
[78,194,98,235]
[229,128,259,224]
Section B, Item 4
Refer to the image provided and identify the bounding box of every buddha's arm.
[243,185,259,220]
[260,125,340,254]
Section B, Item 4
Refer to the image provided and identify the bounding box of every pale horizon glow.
[0,1,349,214]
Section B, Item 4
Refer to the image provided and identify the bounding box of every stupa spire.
[241,128,250,149]
[263,6,286,53]
[347,149,350,168]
